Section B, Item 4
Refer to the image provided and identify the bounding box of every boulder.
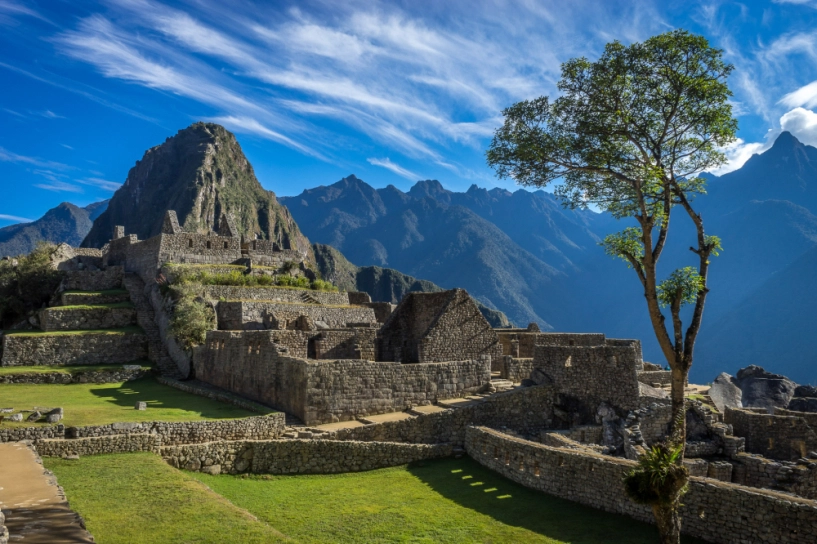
[709,373,742,413]
[795,385,817,398]
[736,365,796,411]
[27,411,42,422]
[638,382,668,399]
[530,368,552,386]
[135,402,147,411]
[788,397,817,413]
[46,413,61,424]
[8,413,23,422]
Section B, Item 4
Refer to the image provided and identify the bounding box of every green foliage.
[657,268,705,308]
[169,296,215,349]
[623,443,689,507]
[601,227,644,267]
[0,242,63,328]
[310,279,338,292]
[275,275,311,289]
[486,30,736,217]
[705,235,723,257]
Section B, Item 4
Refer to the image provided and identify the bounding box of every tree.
[486,30,735,543]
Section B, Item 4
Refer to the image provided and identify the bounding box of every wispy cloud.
[367,157,420,180]
[77,177,121,191]
[0,146,71,170]
[34,180,83,193]
[0,213,33,223]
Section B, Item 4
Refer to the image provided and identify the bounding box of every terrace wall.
[1,332,147,366]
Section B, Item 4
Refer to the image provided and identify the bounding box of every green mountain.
[0,201,108,258]
[82,122,312,262]
[312,243,510,327]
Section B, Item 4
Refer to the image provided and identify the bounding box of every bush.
[623,442,688,506]
[0,243,63,328]
[311,279,338,292]
[169,297,215,349]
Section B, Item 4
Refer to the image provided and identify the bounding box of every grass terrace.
[0,376,268,427]
[49,301,135,311]
[61,289,130,296]
[3,326,144,336]
[45,454,705,544]
[0,361,151,376]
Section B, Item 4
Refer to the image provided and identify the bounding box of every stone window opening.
[206,241,212,249]
[247,344,252,355]
[188,239,193,248]
[223,241,229,249]
[768,438,775,450]
[569,340,575,346]
[252,241,257,250]
[534,461,540,477]
[589,463,595,472]
[558,457,565,467]
[565,356,572,368]
[698,508,706,520]
[518,458,525,471]
[493,447,498,460]
[504,452,510,466]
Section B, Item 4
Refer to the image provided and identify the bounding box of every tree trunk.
[670,365,687,447]
[652,504,682,544]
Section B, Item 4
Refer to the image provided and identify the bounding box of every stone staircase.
[122,274,183,379]
[299,291,321,305]
[490,378,515,393]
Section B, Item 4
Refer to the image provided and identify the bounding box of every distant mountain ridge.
[0,200,108,257]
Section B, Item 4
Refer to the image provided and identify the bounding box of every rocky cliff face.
[82,123,311,261]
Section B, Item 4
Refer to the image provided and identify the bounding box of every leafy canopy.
[486,30,736,219]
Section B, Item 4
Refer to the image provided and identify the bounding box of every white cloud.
[709,137,770,175]
[34,181,83,193]
[779,107,817,146]
[367,158,420,180]
[0,147,71,170]
[77,178,122,191]
[205,116,324,159]
[780,80,817,109]
[0,213,33,223]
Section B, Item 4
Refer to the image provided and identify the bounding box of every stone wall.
[731,452,817,500]
[35,433,159,457]
[195,330,491,425]
[725,407,817,460]
[314,329,377,361]
[0,365,148,384]
[538,333,607,346]
[160,439,453,475]
[636,370,672,387]
[1,332,148,366]
[62,266,123,291]
[378,289,501,364]
[497,331,541,358]
[532,342,642,411]
[61,291,130,306]
[216,300,376,330]
[0,424,65,443]
[39,306,137,331]
[322,385,560,445]
[65,413,285,444]
[465,426,817,544]
[498,356,534,383]
[198,285,350,306]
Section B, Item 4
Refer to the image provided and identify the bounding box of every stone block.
[135,402,147,410]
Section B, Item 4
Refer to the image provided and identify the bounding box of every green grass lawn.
[0,362,151,376]
[45,453,287,544]
[3,326,144,337]
[45,454,705,544]
[62,289,130,296]
[0,376,269,427]
[49,301,135,311]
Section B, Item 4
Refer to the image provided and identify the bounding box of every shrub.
[311,279,338,292]
[0,243,63,328]
[169,297,215,349]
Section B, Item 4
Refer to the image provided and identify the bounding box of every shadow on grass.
[407,457,705,544]
[87,376,267,419]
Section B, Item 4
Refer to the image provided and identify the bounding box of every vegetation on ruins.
[0,242,64,329]
[169,294,216,349]
[487,29,736,543]
[46,454,685,544]
[172,268,339,292]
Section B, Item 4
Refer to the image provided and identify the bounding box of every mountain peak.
[408,180,450,202]
[81,122,311,259]
[771,131,802,151]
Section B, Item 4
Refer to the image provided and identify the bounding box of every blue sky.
[3,0,817,226]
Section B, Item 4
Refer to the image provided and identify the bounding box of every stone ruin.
[4,208,817,542]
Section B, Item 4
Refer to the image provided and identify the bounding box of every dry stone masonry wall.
[465,426,817,544]
[1,332,147,366]
[39,306,136,331]
[216,301,376,330]
[0,365,148,384]
[725,407,817,460]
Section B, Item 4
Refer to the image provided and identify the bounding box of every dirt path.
[0,442,93,543]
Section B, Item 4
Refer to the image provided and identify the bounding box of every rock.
[66,454,80,460]
[709,372,743,413]
[135,402,147,410]
[8,413,23,422]
[297,431,313,439]
[200,464,221,475]
[795,385,817,398]
[46,414,61,424]
[0,408,13,414]
[27,411,42,422]
[736,365,796,410]
[788,397,817,413]
[47,407,64,419]
[638,382,668,399]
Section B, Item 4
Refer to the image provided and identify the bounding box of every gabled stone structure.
[376,289,502,364]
